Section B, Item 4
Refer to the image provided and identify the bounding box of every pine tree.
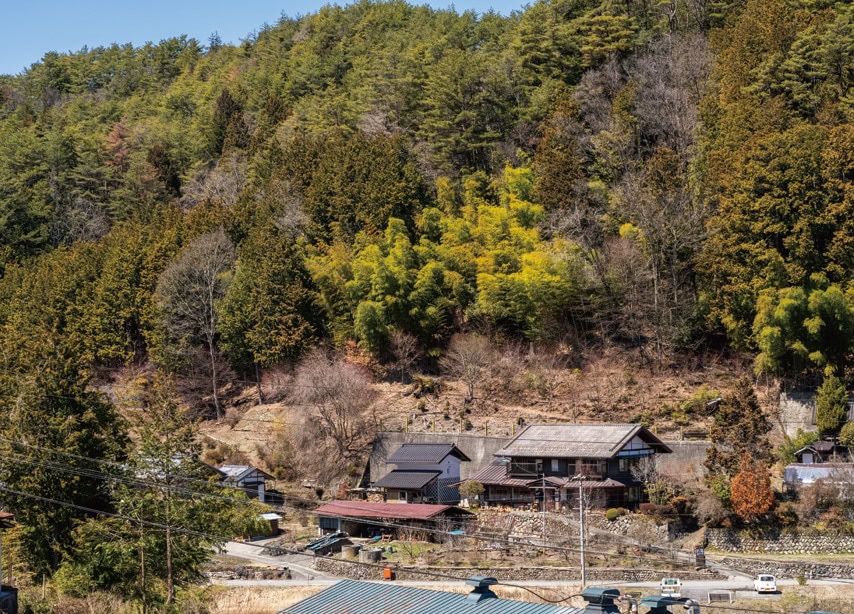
[816,370,848,437]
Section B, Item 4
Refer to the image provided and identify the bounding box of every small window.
[550,459,559,473]
[399,490,407,502]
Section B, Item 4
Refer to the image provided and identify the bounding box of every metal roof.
[387,443,472,464]
[313,500,473,520]
[277,579,583,614]
[373,470,441,490]
[494,424,671,459]
[218,464,274,481]
[784,463,854,486]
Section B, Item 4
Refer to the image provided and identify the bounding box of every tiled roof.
[494,424,670,459]
[277,579,583,614]
[387,443,472,464]
[464,463,634,489]
[373,470,441,490]
[313,500,473,520]
[465,462,535,487]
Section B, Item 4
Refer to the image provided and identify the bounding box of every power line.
[0,439,701,569]
[0,478,830,613]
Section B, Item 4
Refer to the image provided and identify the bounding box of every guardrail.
[707,590,733,604]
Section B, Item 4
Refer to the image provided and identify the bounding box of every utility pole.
[575,475,586,588]
[541,472,546,542]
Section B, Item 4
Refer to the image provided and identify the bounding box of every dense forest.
[0,0,853,607]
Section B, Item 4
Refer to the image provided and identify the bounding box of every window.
[619,458,637,473]
[399,490,407,502]
[577,460,606,478]
[628,486,641,502]
[550,459,560,473]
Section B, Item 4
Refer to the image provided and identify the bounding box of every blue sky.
[0,0,523,76]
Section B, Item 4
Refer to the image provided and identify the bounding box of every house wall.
[391,457,461,479]
[368,432,507,483]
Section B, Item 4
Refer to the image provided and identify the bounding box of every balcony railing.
[507,462,540,478]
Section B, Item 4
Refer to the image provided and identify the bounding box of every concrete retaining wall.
[369,432,508,483]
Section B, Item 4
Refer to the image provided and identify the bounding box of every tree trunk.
[255,362,264,405]
[209,339,221,419]
[166,491,174,604]
[140,540,147,614]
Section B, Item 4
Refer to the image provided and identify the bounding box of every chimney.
[581,587,621,614]
[465,576,498,602]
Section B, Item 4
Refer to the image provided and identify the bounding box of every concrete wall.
[779,391,817,438]
[658,441,711,484]
[369,432,509,483]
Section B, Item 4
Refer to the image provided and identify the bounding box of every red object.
[383,567,394,580]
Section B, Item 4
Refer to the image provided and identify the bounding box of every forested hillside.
[0,0,852,602]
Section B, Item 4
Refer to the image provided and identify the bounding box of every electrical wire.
[0,481,830,612]
[0,443,701,570]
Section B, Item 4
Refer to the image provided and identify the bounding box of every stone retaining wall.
[312,557,721,582]
[707,528,854,554]
[719,557,854,580]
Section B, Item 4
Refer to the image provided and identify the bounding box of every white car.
[754,574,777,593]
[660,577,682,598]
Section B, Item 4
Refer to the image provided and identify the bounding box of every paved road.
[221,541,337,581]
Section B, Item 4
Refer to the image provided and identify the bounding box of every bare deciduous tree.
[631,455,673,505]
[391,330,421,383]
[293,349,377,463]
[180,153,247,211]
[440,334,494,401]
[156,228,236,418]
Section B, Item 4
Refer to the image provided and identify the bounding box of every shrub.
[605,508,620,521]
[638,503,676,519]
[840,421,854,448]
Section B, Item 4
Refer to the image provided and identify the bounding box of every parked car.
[754,574,777,593]
[660,577,682,598]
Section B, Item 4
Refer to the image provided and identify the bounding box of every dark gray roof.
[495,424,671,459]
[373,470,441,490]
[388,443,472,464]
[277,579,583,614]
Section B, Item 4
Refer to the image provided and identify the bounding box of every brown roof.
[464,463,635,490]
[314,500,473,520]
[494,424,671,459]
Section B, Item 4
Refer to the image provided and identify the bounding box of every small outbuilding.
[313,500,473,538]
[218,464,274,502]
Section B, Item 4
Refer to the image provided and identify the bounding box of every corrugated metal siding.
[277,580,583,614]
